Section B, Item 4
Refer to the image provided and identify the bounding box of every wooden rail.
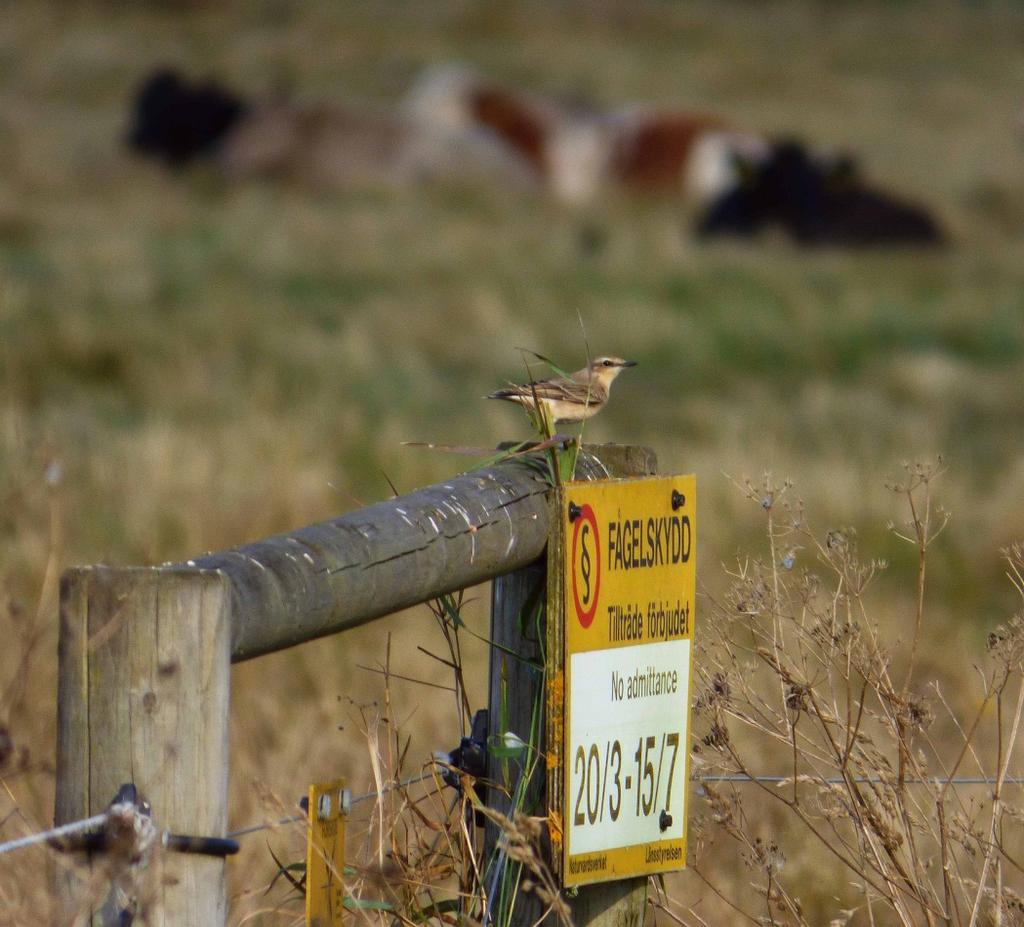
[54,443,656,925]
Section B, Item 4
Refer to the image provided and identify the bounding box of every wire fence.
[224,769,442,840]
[697,774,1024,785]
[0,768,443,858]
[0,812,109,857]
[5,768,1023,860]
[3,762,1023,927]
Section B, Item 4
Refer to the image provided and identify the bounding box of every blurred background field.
[2,1,1024,923]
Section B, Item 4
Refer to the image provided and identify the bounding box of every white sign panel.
[568,639,689,855]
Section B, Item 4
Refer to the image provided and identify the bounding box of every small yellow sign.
[306,779,348,927]
[560,476,696,886]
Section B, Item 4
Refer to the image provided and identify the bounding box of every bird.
[487,355,637,424]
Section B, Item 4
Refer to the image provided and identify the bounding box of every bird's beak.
[621,360,638,367]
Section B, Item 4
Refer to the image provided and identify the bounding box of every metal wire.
[698,775,1024,785]
[9,770,1018,857]
[0,812,108,857]
[226,769,442,840]
[0,769,445,856]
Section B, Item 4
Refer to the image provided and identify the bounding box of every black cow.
[127,68,247,166]
[695,140,944,246]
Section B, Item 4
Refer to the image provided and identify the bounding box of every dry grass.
[682,465,1024,925]
[3,0,1024,923]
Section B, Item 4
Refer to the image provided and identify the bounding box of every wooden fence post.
[486,561,549,925]
[55,566,232,925]
[487,444,656,927]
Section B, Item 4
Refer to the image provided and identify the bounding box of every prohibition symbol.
[571,504,601,628]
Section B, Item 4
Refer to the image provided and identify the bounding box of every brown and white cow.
[403,65,768,206]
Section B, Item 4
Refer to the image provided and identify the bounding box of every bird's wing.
[523,376,604,403]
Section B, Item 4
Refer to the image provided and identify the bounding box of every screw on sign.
[569,501,601,628]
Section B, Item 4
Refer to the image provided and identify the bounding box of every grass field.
[3,1,1024,923]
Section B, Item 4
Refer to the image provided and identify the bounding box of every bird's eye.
[603,359,614,366]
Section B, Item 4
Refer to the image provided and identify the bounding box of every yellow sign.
[306,779,349,927]
[560,476,696,886]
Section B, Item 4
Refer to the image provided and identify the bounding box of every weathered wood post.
[56,568,232,924]
[487,444,657,927]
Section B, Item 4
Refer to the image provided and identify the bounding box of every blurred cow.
[127,67,535,190]
[403,65,768,205]
[695,140,944,246]
[403,65,604,202]
[128,69,247,165]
